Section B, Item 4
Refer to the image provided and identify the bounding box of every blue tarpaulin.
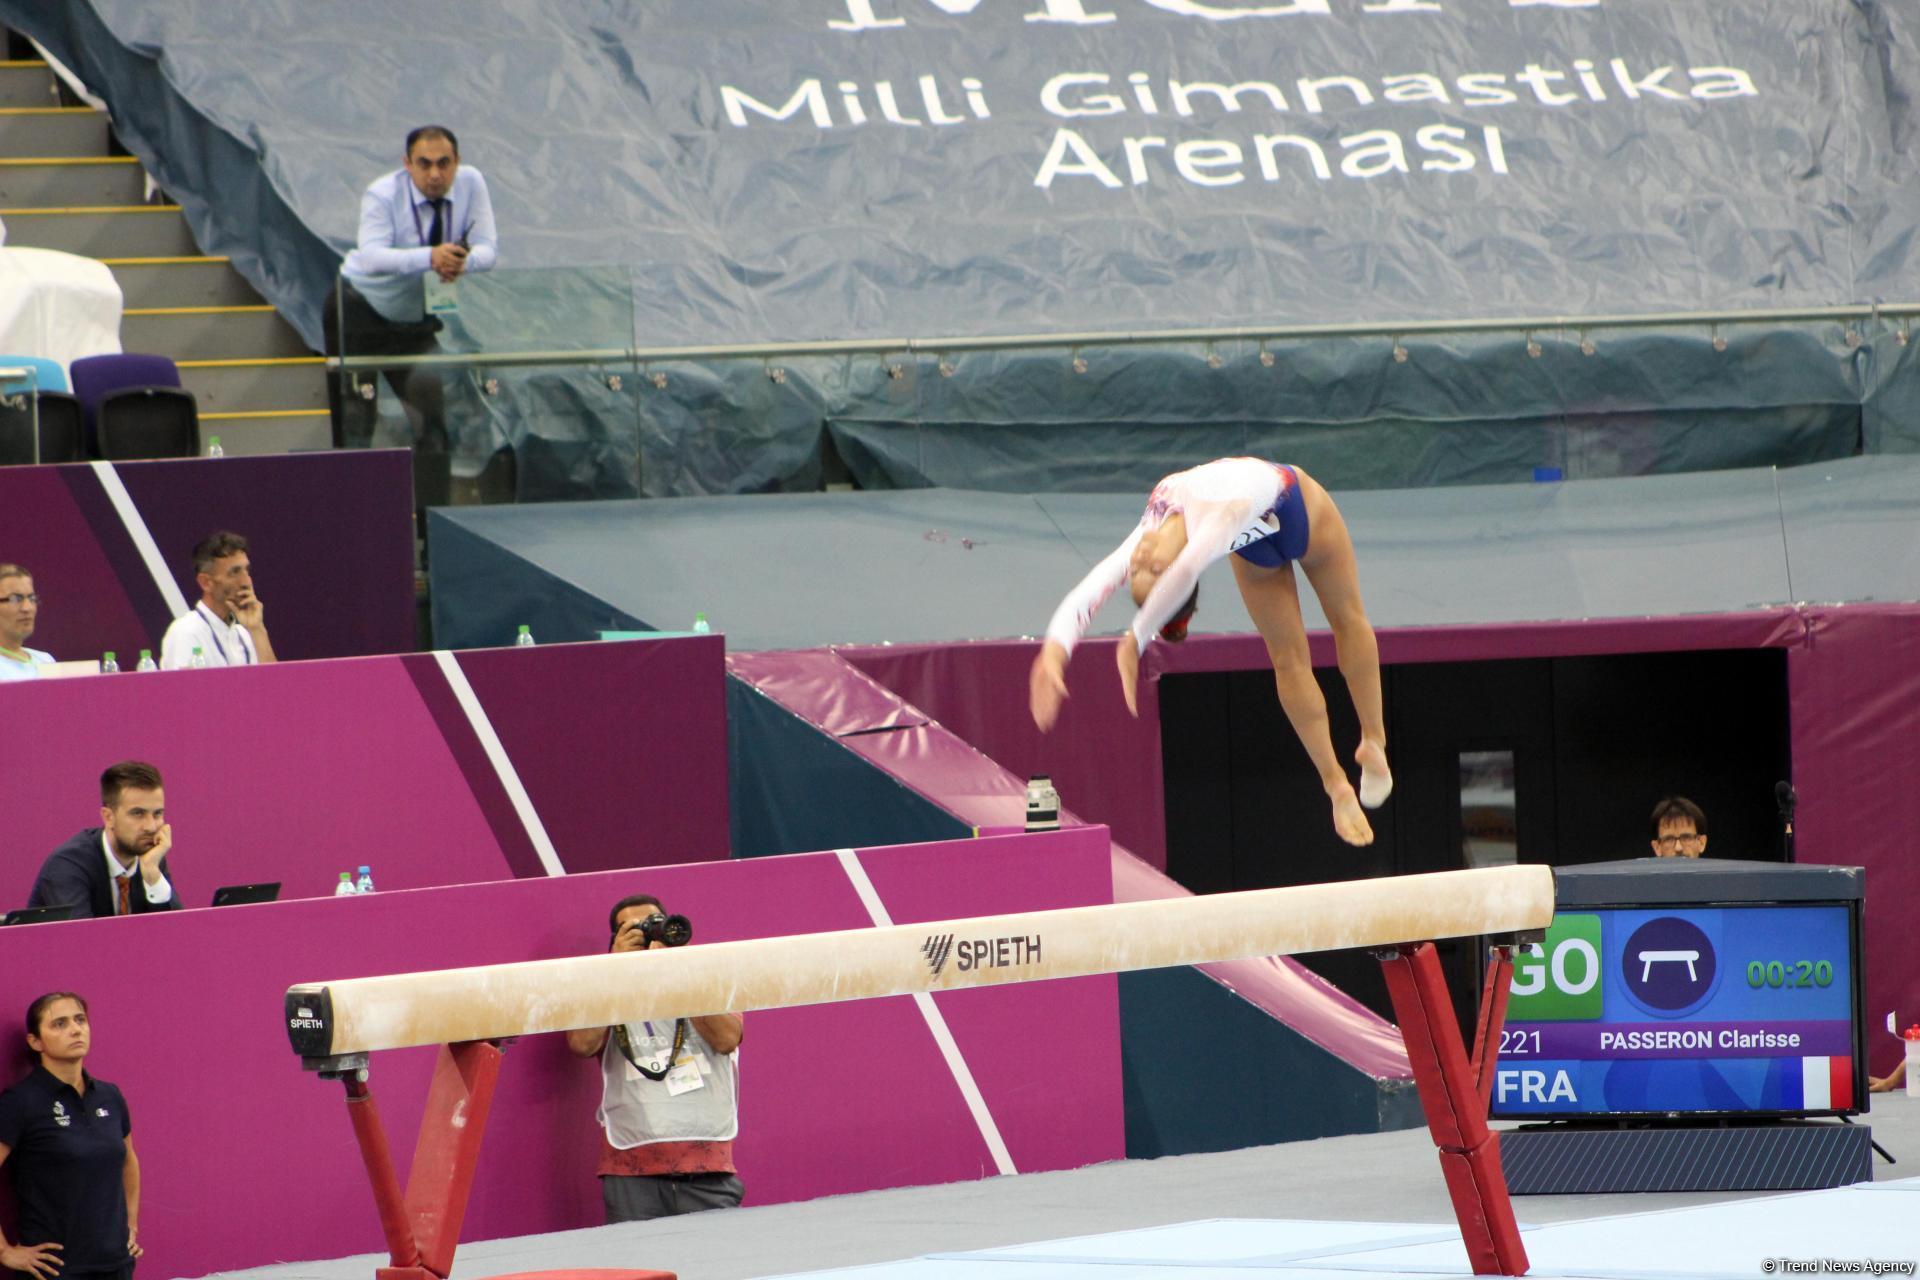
[10,1,1920,495]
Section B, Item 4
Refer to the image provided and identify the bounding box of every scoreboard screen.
[1492,903,1862,1119]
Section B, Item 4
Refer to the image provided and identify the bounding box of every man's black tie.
[427,198,446,247]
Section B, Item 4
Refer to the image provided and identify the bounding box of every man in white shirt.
[159,531,277,670]
[324,125,500,524]
[0,562,54,681]
[27,760,180,919]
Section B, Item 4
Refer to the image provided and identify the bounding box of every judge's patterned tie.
[117,874,132,917]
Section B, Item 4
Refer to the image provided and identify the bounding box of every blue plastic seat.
[0,354,70,395]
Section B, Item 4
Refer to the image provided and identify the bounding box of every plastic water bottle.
[206,436,225,458]
[189,645,208,669]
[515,624,535,647]
[99,651,119,674]
[135,649,157,672]
[355,866,375,894]
[692,613,711,634]
[333,872,356,897]
[1025,775,1060,832]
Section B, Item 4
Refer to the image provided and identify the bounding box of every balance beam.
[286,864,1552,1061]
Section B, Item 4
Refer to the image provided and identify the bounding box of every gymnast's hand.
[1029,641,1070,732]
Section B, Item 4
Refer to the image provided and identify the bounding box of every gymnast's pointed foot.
[1330,781,1374,846]
[1116,632,1140,717]
[1356,739,1393,809]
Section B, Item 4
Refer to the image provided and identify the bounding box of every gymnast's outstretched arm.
[1032,527,1143,730]
[1042,526,1143,660]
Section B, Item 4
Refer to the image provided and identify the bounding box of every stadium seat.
[95,385,199,459]
[69,351,184,454]
[0,354,70,394]
[0,390,85,465]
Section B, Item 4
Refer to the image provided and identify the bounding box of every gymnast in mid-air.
[1029,456,1391,846]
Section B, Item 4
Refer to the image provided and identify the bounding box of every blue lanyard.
[196,603,247,665]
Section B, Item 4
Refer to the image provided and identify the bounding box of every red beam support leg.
[404,1040,505,1279]
[335,1042,505,1280]
[1471,945,1516,1114]
[1379,942,1528,1277]
[342,1076,428,1280]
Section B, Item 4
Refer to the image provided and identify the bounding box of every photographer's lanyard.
[195,602,246,665]
[614,1018,687,1082]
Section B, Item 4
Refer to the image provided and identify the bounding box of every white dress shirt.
[341,166,499,321]
[159,602,258,670]
[102,830,172,909]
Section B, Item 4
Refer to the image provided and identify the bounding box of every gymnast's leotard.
[1043,457,1308,656]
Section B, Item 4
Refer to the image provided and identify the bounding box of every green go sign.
[1508,914,1603,1021]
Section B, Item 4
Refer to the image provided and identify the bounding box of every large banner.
[20,0,1917,345]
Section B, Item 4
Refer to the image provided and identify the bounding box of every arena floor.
[201,1095,1918,1280]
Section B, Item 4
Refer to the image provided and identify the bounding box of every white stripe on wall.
[89,462,190,618]
[834,847,1018,1176]
[433,650,566,877]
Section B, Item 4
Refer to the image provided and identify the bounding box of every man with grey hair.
[160,531,277,670]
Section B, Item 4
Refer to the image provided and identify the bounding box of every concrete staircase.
[1,41,329,454]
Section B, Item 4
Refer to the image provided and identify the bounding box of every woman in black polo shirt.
[0,993,143,1280]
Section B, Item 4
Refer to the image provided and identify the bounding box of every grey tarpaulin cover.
[11,1,1920,495]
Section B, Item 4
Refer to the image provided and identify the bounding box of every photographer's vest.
[597,1019,739,1149]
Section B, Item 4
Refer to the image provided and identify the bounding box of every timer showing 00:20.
[1747,959,1833,989]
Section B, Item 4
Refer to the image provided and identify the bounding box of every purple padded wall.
[0,450,415,662]
[1,636,728,905]
[0,829,1121,1277]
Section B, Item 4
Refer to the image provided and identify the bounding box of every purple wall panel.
[854,825,1124,1173]
[0,468,152,661]
[1787,606,1920,1083]
[0,451,415,663]
[1,638,729,909]
[2,658,506,903]
[456,637,730,872]
[0,832,1120,1277]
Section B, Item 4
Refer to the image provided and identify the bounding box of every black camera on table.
[630,912,692,947]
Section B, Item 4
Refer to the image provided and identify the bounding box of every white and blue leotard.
[1043,457,1307,657]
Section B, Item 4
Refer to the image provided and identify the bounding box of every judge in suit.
[28,761,180,919]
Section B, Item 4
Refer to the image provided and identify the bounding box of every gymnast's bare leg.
[1293,468,1391,812]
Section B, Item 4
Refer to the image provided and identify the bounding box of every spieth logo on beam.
[922,933,956,975]
[925,933,1044,977]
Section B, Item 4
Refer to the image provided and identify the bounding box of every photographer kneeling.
[566,894,744,1223]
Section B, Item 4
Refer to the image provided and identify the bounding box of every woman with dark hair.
[0,994,143,1280]
[1029,456,1390,845]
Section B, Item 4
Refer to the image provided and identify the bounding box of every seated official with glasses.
[0,564,53,682]
[1648,795,1709,859]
